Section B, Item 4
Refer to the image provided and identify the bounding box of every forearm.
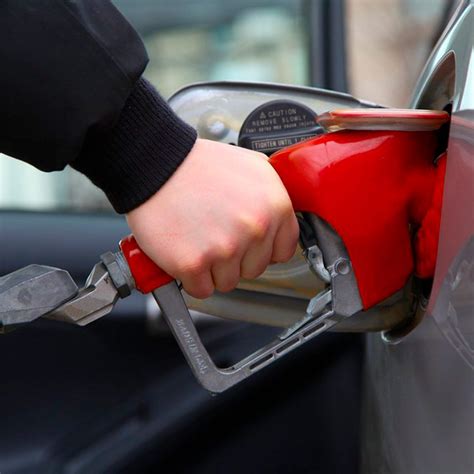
[0,0,147,170]
[73,78,197,213]
[0,0,197,213]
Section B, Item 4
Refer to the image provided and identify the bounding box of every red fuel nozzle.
[269,109,449,309]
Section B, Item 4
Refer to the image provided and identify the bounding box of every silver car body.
[362,2,474,472]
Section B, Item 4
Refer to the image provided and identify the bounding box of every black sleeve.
[0,0,197,213]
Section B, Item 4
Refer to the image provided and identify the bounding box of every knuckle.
[215,276,239,293]
[198,285,214,299]
[281,249,295,262]
[241,267,264,280]
[276,198,293,219]
[241,261,267,280]
[188,285,214,299]
[251,213,271,240]
[216,238,239,260]
[240,269,252,280]
[273,244,296,263]
[183,279,214,299]
[176,254,207,277]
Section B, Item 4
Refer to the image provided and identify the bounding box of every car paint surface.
[362,2,474,472]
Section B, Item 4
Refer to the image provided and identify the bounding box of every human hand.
[126,138,299,298]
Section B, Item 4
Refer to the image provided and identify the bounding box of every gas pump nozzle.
[0,108,449,393]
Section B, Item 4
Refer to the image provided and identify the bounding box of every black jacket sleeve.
[0,0,197,213]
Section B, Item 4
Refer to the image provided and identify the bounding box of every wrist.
[73,78,197,213]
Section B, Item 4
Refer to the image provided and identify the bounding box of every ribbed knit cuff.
[73,78,197,213]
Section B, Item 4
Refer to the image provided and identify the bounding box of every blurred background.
[0,0,454,212]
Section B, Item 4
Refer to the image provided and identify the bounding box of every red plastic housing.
[120,235,174,294]
[270,129,444,309]
[119,109,446,306]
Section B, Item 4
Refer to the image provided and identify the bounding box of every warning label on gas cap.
[238,100,322,155]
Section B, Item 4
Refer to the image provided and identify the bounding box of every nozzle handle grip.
[119,235,174,294]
